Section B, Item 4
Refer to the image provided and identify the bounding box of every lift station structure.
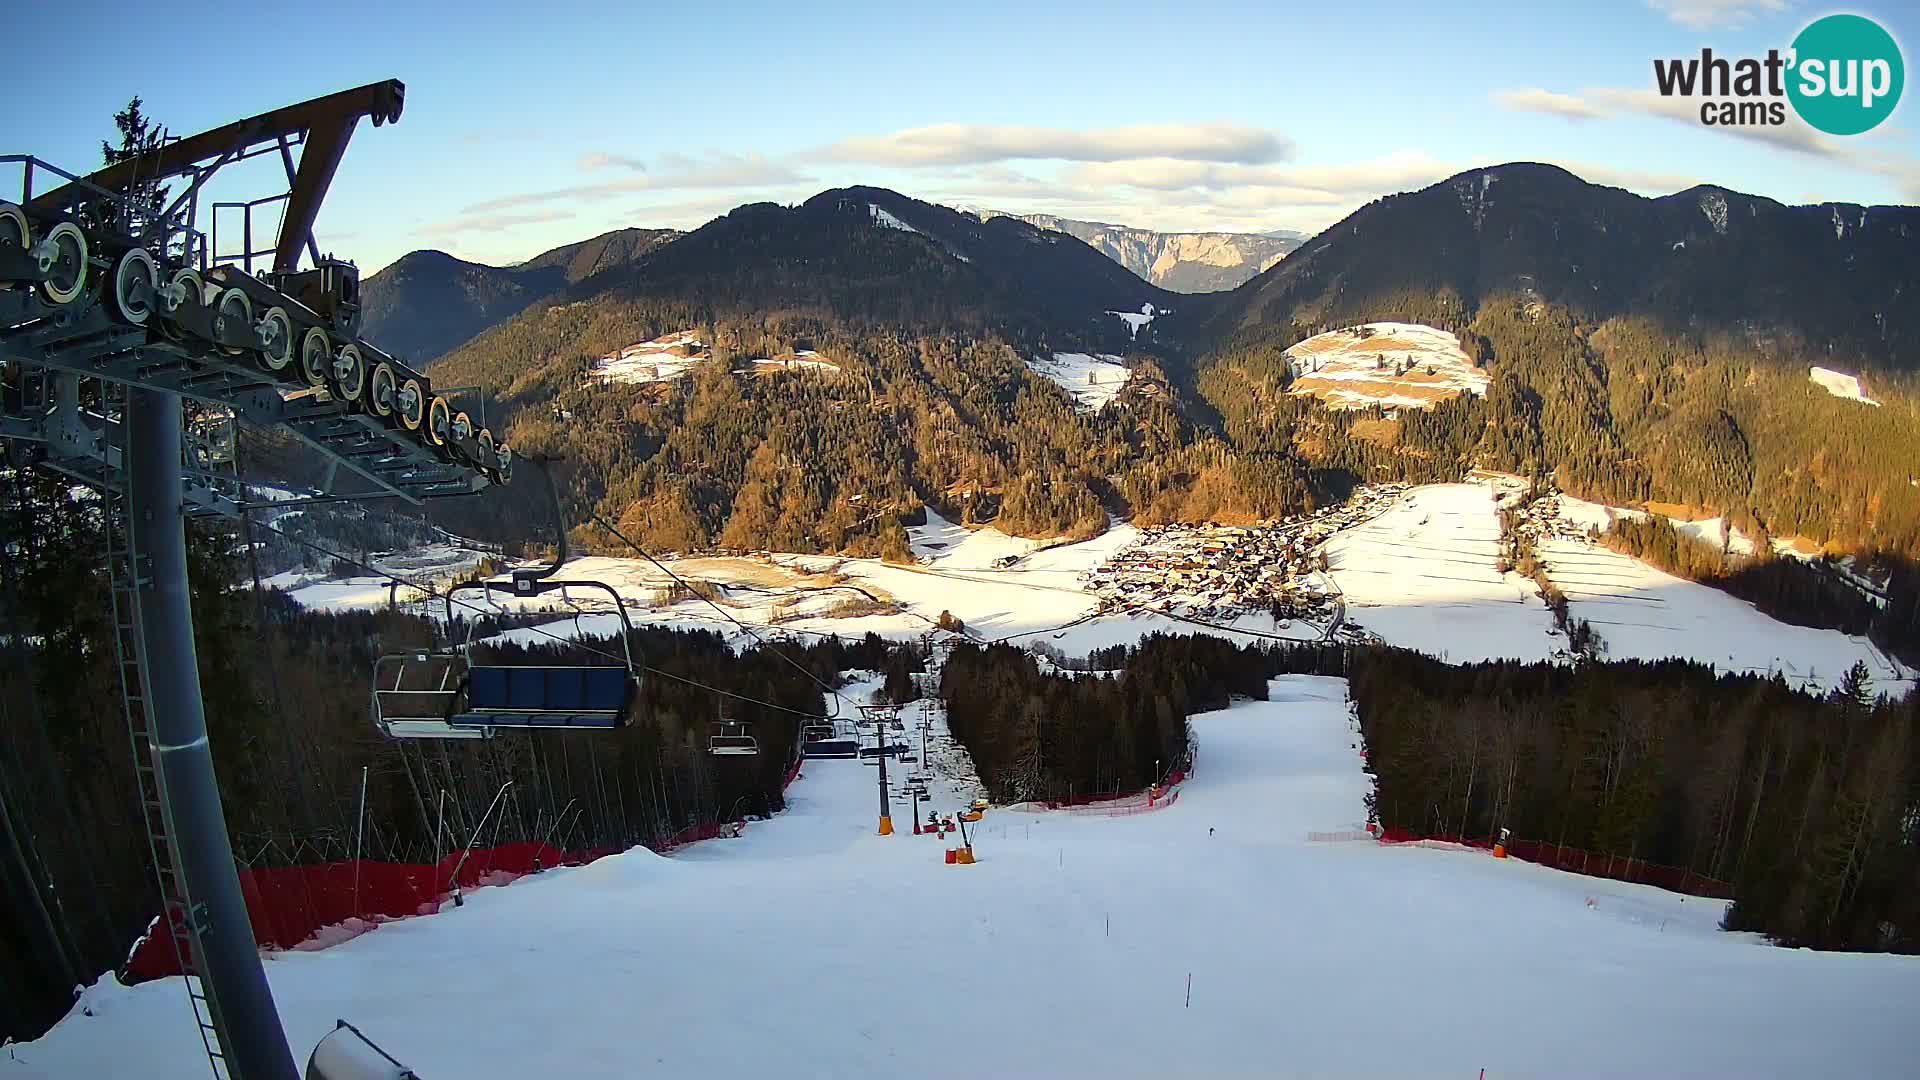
[1,80,510,1080]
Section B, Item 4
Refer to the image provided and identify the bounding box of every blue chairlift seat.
[453,665,634,730]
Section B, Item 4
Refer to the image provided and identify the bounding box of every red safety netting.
[129,756,814,980]
[1006,762,1192,815]
[1374,828,1734,899]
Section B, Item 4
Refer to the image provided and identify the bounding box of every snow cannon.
[306,1020,416,1080]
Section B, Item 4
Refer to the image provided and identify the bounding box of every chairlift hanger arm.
[446,577,637,673]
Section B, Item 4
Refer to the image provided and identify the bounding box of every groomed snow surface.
[1284,322,1489,410]
[1025,352,1131,413]
[13,676,1918,1080]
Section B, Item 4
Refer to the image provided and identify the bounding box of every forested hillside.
[398,169,1920,590]
[419,188,1360,555]
[1350,648,1919,953]
[358,227,679,364]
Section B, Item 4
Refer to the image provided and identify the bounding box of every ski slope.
[12,675,1917,1080]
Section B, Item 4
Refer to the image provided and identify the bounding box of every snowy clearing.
[869,203,917,233]
[1324,482,1558,663]
[13,675,1918,1080]
[1810,365,1879,406]
[752,350,841,376]
[1554,494,1757,556]
[1538,538,1909,694]
[1024,352,1131,412]
[588,329,706,387]
[1105,302,1156,339]
[1284,322,1488,410]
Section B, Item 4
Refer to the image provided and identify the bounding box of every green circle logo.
[1787,14,1904,135]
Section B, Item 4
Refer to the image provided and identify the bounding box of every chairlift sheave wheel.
[397,376,427,432]
[492,441,513,483]
[110,247,158,325]
[451,410,474,450]
[0,203,31,261]
[367,361,398,420]
[425,395,453,450]
[213,287,252,355]
[299,327,332,387]
[157,267,203,341]
[36,222,88,305]
[331,343,368,406]
[256,307,294,371]
[476,429,497,476]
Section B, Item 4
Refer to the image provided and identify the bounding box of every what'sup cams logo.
[1654,13,1904,135]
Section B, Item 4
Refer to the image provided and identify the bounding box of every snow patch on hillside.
[1283,322,1488,410]
[588,329,705,386]
[869,204,917,233]
[1810,366,1879,406]
[752,350,840,376]
[1106,302,1156,339]
[1025,352,1131,412]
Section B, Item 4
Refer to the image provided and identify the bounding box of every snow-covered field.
[1325,482,1557,662]
[1539,539,1909,693]
[15,675,1918,1080]
[1284,322,1488,410]
[1024,352,1131,412]
[1555,494,1757,556]
[1810,365,1879,406]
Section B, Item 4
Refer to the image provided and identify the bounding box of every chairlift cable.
[250,517,837,720]
[587,512,849,715]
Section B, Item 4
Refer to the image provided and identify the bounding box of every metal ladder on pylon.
[104,466,234,1080]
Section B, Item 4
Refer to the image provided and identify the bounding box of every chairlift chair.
[371,458,639,738]
[708,719,759,756]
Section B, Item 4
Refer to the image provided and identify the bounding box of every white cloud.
[1645,0,1787,29]
[1586,87,1842,156]
[1063,150,1456,198]
[1494,88,1608,121]
[817,122,1290,166]
[416,208,576,239]
[464,153,808,214]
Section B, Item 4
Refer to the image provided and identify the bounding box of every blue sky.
[7,0,1915,272]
